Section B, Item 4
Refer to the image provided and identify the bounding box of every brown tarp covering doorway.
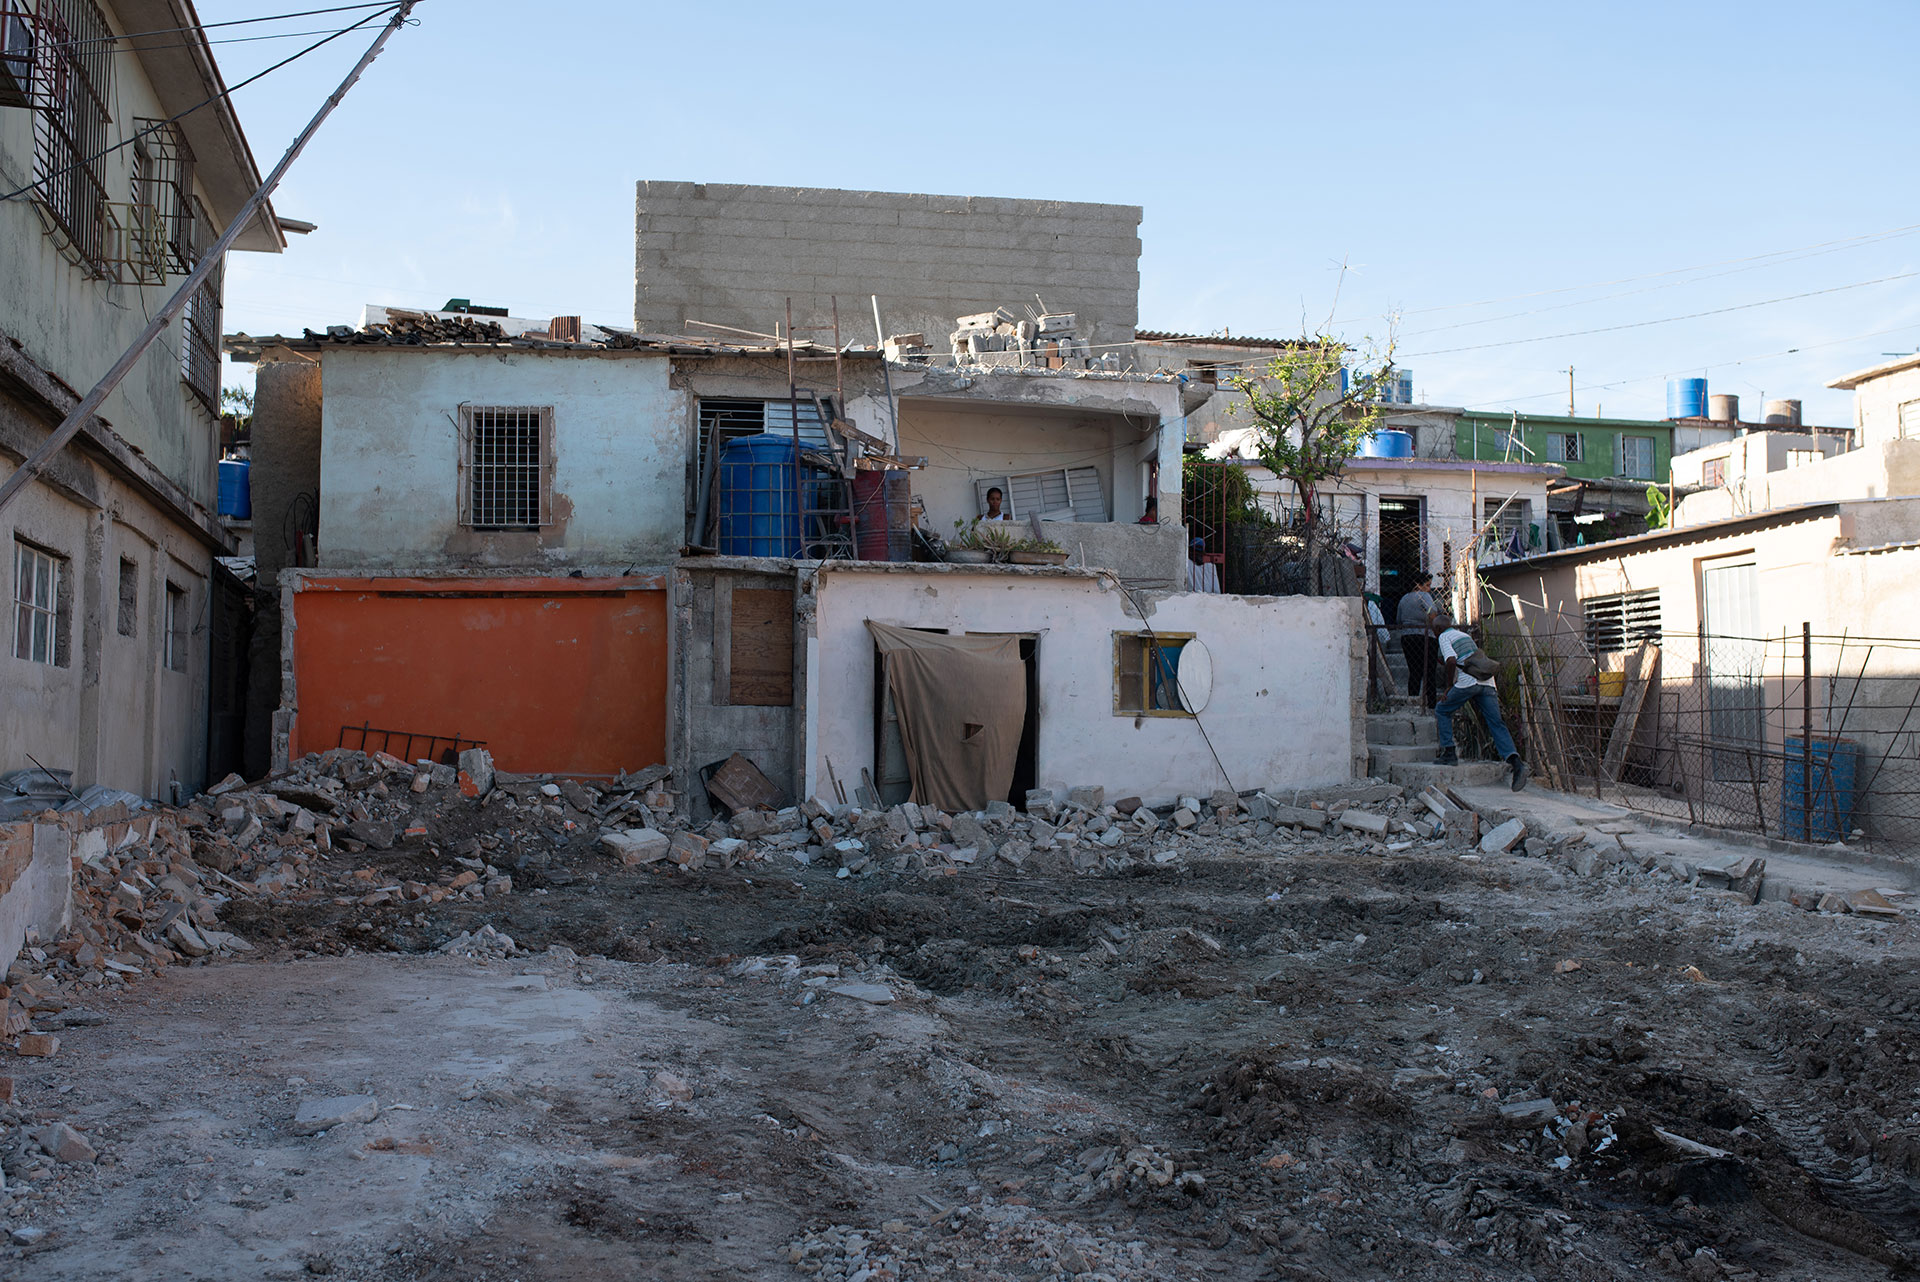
[867,622,1028,812]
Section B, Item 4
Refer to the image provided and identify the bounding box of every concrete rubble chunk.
[601,828,670,865]
[1266,804,1327,831]
[457,748,495,798]
[1067,786,1104,812]
[829,982,895,1005]
[1112,796,1142,815]
[1848,888,1902,918]
[1209,789,1240,816]
[1023,789,1055,816]
[1338,810,1390,836]
[291,1095,379,1135]
[1500,1097,1557,1125]
[1171,808,1197,830]
[166,917,211,957]
[1479,818,1527,854]
[16,1032,59,1057]
[670,831,709,868]
[32,1122,96,1164]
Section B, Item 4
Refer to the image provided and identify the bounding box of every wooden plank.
[729,588,794,707]
[1601,642,1658,781]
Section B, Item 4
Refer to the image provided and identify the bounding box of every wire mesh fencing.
[1486,624,1920,859]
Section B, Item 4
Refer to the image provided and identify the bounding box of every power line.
[1332,219,1920,323]
[91,24,409,57]
[55,3,401,46]
[1399,271,1920,359]
[1,4,402,206]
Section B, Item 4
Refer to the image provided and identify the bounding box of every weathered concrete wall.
[315,349,682,568]
[671,562,802,821]
[805,565,1359,808]
[0,822,75,979]
[635,182,1142,354]
[251,358,324,584]
[2,402,213,798]
[0,32,251,510]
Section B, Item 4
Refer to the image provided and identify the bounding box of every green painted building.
[1454,412,1672,485]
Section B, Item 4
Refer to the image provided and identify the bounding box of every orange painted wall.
[289,576,667,776]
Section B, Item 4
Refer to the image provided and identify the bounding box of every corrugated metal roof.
[224,312,878,362]
[1134,330,1302,350]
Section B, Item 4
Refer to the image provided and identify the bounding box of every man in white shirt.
[1429,613,1527,791]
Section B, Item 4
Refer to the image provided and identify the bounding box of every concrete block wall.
[0,821,75,978]
[635,182,1142,354]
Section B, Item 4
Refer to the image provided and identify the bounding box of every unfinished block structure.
[634,182,1142,356]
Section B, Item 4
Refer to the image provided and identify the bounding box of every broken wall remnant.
[634,182,1142,354]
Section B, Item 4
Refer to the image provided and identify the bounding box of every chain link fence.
[1487,624,1920,858]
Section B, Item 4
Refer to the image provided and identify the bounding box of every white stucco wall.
[316,349,683,567]
[1675,438,1920,527]
[1850,364,1920,454]
[806,567,1359,807]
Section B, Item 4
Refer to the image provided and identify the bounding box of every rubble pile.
[948,308,1117,371]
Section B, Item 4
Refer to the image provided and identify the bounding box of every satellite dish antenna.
[1177,639,1214,714]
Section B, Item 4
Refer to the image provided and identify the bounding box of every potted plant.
[1010,537,1070,565]
[947,518,993,563]
[974,521,1025,562]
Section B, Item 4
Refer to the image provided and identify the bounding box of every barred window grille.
[30,0,115,274]
[1545,431,1584,463]
[460,406,552,529]
[1583,589,1661,654]
[180,211,221,412]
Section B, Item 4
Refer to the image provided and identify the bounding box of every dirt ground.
[7,797,1920,1281]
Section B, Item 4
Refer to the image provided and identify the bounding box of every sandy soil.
[7,806,1920,1281]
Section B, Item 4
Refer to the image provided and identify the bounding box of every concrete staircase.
[1367,695,1509,788]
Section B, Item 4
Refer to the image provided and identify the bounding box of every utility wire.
[1399,271,1920,359]
[54,2,400,46]
[91,24,408,56]
[1332,220,1920,323]
[1,4,401,205]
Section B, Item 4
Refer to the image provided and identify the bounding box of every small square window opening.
[1113,631,1195,717]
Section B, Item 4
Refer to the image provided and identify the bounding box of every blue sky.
[205,0,1920,426]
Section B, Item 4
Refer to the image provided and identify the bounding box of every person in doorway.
[1137,496,1159,524]
[1430,612,1527,791]
[982,487,1015,521]
[1395,571,1440,710]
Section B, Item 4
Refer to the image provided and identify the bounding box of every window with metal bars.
[459,406,552,530]
[1702,456,1726,487]
[1582,589,1661,654]
[180,216,221,412]
[694,398,832,480]
[30,0,114,274]
[1545,431,1584,463]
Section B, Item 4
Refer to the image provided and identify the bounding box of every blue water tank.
[217,458,251,519]
[1781,737,1860,842]
[716,433,802,557]
[1356,429,1414,459]
[1666,377,1708,420]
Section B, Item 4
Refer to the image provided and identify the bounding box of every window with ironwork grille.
[29,0,115,274]
[1583,588,1660,654]
[13,539,69,667]
[459,406,552,530]
[1620,434,1656,480]
[1702,456,1726,487]
[0,1,35,107]
[180,219,222,412]
[1545,431,1584,462]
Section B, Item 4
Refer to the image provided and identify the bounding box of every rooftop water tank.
[1763,398,1803,426]
[716,433,802,558]
[1356,429,1414,459]
[1667,378,1708,419]
[1709,393,1740,423]
[216,458,251,519]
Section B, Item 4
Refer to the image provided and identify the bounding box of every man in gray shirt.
[1395,572,1439,709]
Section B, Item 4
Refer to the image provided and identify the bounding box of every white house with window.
[2,0,283,799]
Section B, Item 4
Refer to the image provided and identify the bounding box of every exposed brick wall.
[634,182,1142,354]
